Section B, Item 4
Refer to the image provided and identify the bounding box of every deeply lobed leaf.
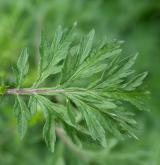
[10,25,149,151]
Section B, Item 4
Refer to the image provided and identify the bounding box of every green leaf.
[79,29,95,64]
[60,29,95,85]
[93,54,138,89]
[73,99,107,147]
[36,94,89,136]
[28,95,38,115]
[122,72,148,91]
[43,113,56,152]
[14,95,30,139]
[36,26,72,86]
[17,48,29,87]
[103,91,149,111]
[66,99,76,125]
[60,39,123,87]
[9,26,149,152]
[35,94,71,124]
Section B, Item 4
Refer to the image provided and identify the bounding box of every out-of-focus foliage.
[0,0,159,164]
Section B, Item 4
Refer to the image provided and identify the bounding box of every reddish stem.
[6,88,66,95]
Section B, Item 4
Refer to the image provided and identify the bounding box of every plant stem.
[55,127,91,162]
[6,88,66,95]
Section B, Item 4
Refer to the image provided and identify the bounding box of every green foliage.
[8,25,149,153]
[43,112,56,152]
[0,84,7,95]
[0,0,159,164]
[14,95,30,139]
[16,49,29,87]
[36,26,71,86]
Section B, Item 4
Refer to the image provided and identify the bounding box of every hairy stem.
[6,88,66,95]
[5,87,90,95]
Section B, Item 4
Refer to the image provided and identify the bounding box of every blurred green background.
[0,0,160,164]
